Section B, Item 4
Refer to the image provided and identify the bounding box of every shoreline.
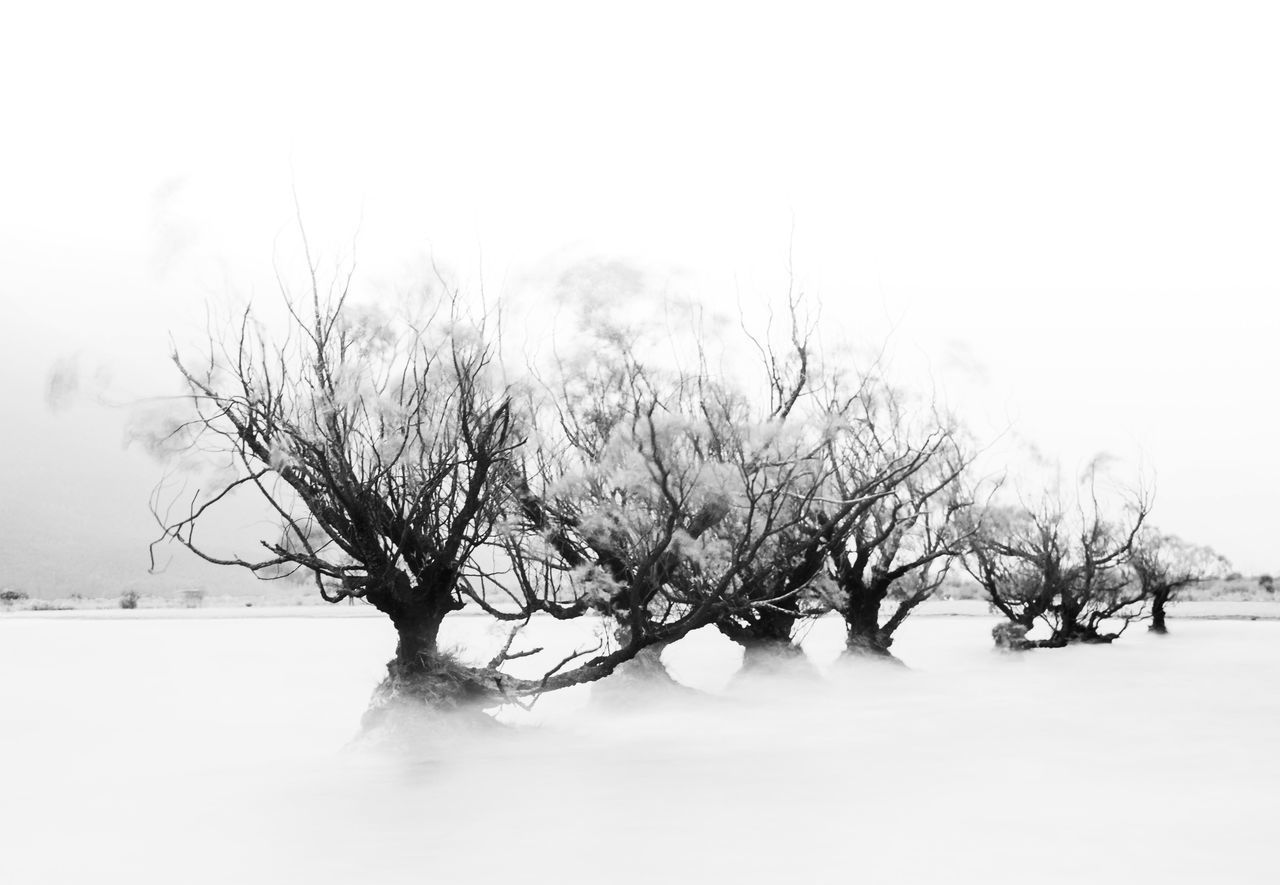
[5,599,1279,622]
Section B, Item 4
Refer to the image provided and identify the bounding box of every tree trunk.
[739,637,813,675]
[390,607,445,675]
[1049,619,1118,645]
[1069,628,1117,644]
[842,581,902,663]
[591,637,694,706]
[843,628,902,662]
[844,587,881,637]
[1149,589,1169,634]
[604,620,680,685]
[609,640,676,682]
[1054,597,1081,643]
[362,595,496,732]
[1038,624,1116,647]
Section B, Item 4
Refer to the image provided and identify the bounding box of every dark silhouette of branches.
[1130,529,1229,634]
[965,465,1152,648]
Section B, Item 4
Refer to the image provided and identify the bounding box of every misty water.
[2,611,1276,883]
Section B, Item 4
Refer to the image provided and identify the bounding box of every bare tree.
[147,267,766,725]
[1130,529,1228,634]
[700,310,978,668]
[965,467,1151,648]
[822,384,975,661]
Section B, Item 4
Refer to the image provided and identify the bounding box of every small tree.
[1130,530,1228,633]
[965,466,1150,648]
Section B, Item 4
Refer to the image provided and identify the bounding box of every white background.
[2,1,1277,593]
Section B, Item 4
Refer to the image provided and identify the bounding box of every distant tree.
[1259,574,1275,594]
[965,466,1150,648]
[1130,530,1228,634]
[0,589,29,604]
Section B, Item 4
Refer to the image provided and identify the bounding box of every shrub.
[992,622,1032,651]
[120,590,140,609]
[1259,575,1275,593]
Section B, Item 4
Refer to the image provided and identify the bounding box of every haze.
[2,1,1277,596]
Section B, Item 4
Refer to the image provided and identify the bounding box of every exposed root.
[361,651,503,737]
[991,621,1123,652]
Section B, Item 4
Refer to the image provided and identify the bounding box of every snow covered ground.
[2,611,1277,883]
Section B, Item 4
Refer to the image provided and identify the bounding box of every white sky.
[2,0,1277,593]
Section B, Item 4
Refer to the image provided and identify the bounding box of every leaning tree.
[965,466,1151,649]
[1130,528,1228,634]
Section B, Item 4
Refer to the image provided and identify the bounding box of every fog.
[2,611,1276,883]
[3,3,1280,597]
